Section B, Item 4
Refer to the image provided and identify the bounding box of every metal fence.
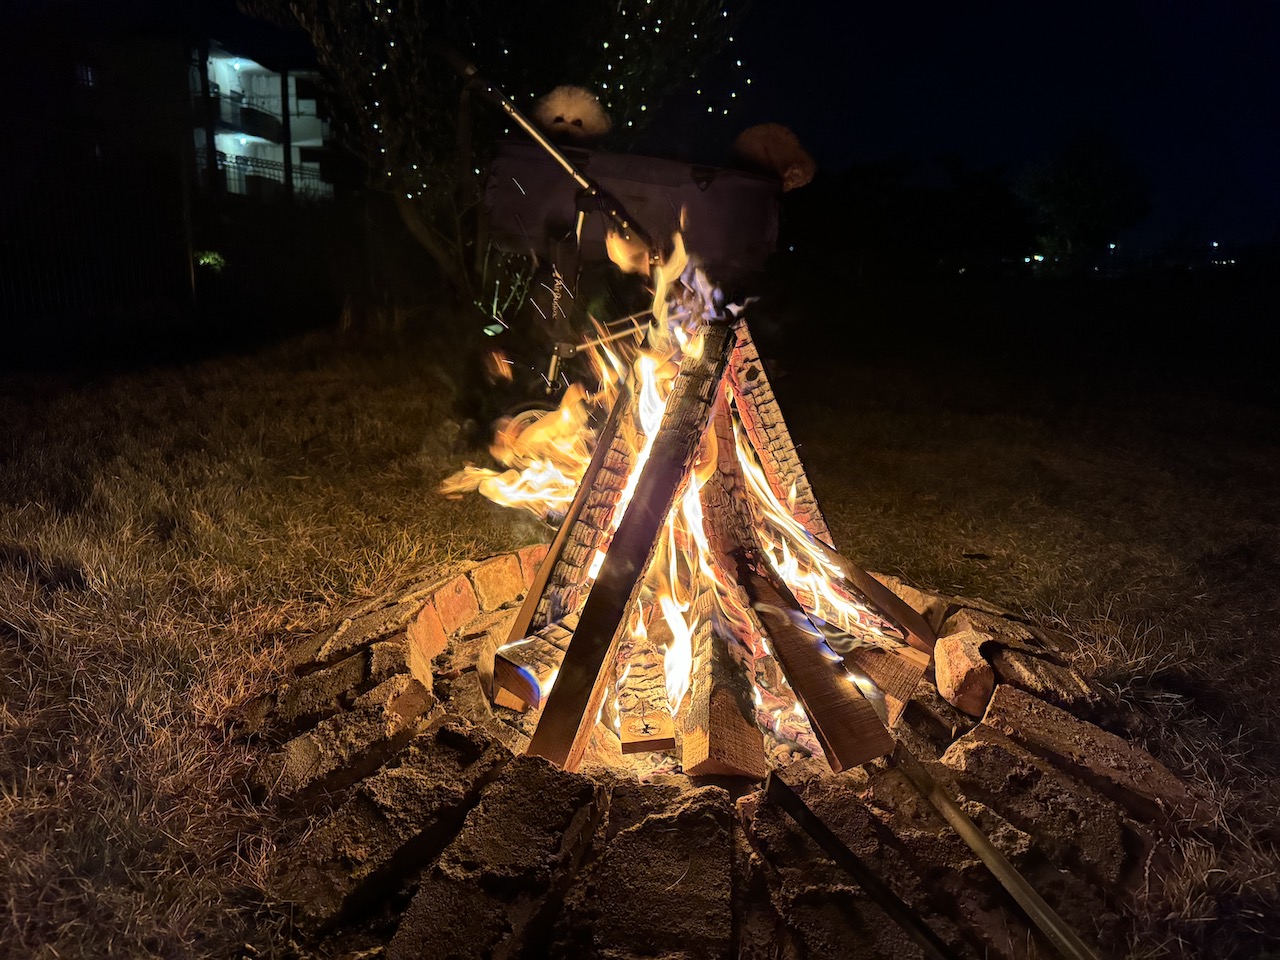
[194,146,333,200]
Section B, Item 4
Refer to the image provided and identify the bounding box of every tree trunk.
[394,193,469,301]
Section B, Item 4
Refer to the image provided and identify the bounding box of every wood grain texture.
[526,323,736,771]
[845,645,931,728]
[727,320,832,545]
[493,615,577,708]
[817,543,938,655]
[740,554,895,771]
[614,612,676,755]
[506,387,630,650]
[680,588,767,779]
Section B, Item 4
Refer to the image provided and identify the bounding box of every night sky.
[709,0,1280,247]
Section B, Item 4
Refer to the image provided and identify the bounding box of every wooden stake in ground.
[526,323,736,771]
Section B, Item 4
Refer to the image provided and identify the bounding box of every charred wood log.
[493,614,578,709]
[505,386,631,649]
[527,323,736,771]
[727,321,832,545]
[740,553,895,771]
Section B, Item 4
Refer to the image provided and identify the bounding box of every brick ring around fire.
[246,549,1209,959]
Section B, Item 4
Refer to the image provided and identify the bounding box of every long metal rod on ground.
[765,772,960,960]
[891,744,1102,960]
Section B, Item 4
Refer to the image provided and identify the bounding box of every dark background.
[1,0,1276,398]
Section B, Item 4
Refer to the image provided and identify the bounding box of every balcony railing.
[207,94,284,142]
[195,146,333,200]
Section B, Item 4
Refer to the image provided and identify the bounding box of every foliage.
[1017,130,1150,268]
[243,0,742,313]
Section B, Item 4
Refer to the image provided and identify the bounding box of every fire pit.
[445,242,933,783]
[244,52,1212,960]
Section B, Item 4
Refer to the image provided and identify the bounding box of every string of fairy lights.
[588,3,749,128]
[351,0,747,202]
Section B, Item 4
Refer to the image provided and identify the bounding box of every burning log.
[493,614,578,709]
[727,323,832,546]
[740,554,895,772]
[527,323,737,771]
[530,403,637,631]
[681,590,768,779]
[451,233,930,779]
[505,387,631,649]
[615,611,676,755]
[815,541,937,656]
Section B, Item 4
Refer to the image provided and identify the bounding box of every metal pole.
[891,745,1102,960]
[280,69,293,203]
[765,772,960,960]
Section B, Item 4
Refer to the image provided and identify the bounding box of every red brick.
[407,600,446,685]
[934,630,995,717]
[433,574,479,635]
[517,543,550,589]
[470,554,525,611]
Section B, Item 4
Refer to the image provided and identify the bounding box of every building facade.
[194,41,333,201]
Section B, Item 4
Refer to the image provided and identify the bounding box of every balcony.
[207,93,284,143]
[195,146,333,200]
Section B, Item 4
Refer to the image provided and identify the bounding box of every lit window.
[75,64,96,88]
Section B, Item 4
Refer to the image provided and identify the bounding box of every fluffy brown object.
[533,85,612,143]
[733,123,816,191]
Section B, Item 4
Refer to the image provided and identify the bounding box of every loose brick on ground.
[983,684,1212,824]
[941,722,1136,888]
[744,773,970,960]
[406,598,447,684]
[277,721,511,929]
[273,651,370,733]
[388,755,601,960]
[255,675,435,806]
[988,647,1100,715]
[558,784,736,960]
[432,573,480,636]
[517,542,550,588]
[934,629,995,717]
[317,600,423,664]
[942,607,1058,660]
[469,553,525,611]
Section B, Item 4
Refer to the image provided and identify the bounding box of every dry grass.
[2,320,1278,957]
[0,332,536,959]
[785,358,1280,957]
